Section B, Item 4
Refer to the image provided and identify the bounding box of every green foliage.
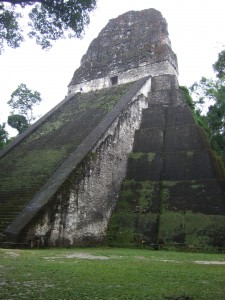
[0,3,24,54]
[0,122,8,149]
[7,83,42,125]
[1,248,225,299]
[191,77,225,164]
[189,51,225,165]
[213,49,225,80]
[0,0,97,53]
[180,86,195,110]
[7,114,29,134]
[180,85,208,131]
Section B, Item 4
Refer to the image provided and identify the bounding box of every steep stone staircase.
[108,75,225,249]
[0,82,134,246]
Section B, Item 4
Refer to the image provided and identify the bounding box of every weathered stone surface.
[68,9,178,94]
[160,211,225,247]
[163,150,222,180]
[108,74,225,249]
[126,153,163,181]
[107,179,160,246]
[164,125,209,152]
[162,180,225,215]
[133,129,164,152]
[140,106,165,129]
[166,105,195,126]
[151,73,179,91]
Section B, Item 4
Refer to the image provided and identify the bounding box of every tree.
[7,83,42,124]
[0,3,24,53]
[7,114,29,133]
[189,50,225,164]
[213,50,225,80]
[0,123,9,149]
[0,0,97,53]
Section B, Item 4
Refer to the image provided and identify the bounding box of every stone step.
[133,129,164,153]
[117,179,161,214]
[0,211,21,216]
[148,90,171,105]
[0,210,22,236]
[0,241,29,249]
[165,125,209,152]
[147,89,183,106]
[163,149,224,181]
[0,217,16,222]
[0,222,11,233]
[162,179,225,215]
[126,152,162,181]
[140,104,195,129]
[126,150,223,181]
[133,125,209,153]
[166,105,195,126]
[118,179,225,215]
[140,106,165,129]
[151,74,178,92]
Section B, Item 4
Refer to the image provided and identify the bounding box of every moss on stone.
[159,211,225,249]
[147,152,156,162]
[107,179,160,246]
[0,82,134,236]
[138,181,155,210]
[0,149,68,191]
[117,180,157,212]
[163,181,179,187]
[161,187,170,203]
[129,152,155,162]
[187,151,194,158]
[190,183,205,189]
[129,152,144,160]
[160,212,185,244]
[184,212,225,248]
[107,212,137,246]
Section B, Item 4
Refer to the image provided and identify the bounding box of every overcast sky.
[0,0,225,135]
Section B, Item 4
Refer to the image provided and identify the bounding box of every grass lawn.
[0,247,225,299]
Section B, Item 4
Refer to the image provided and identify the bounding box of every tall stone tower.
[0,9,224,249]
[68,9,178,94]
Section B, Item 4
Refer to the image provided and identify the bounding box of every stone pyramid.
[0,8,224,249]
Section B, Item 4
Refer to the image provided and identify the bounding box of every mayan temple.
[0,8,225,249]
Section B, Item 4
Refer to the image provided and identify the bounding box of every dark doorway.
[110,76,118,86]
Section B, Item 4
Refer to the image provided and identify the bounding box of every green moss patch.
[185,212,225,249]
[0,82,133,235]
[116,180,160,213]
[160,211,225,249]
[160,212,185,244]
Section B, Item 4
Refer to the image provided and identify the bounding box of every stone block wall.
[107,74,225,249]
